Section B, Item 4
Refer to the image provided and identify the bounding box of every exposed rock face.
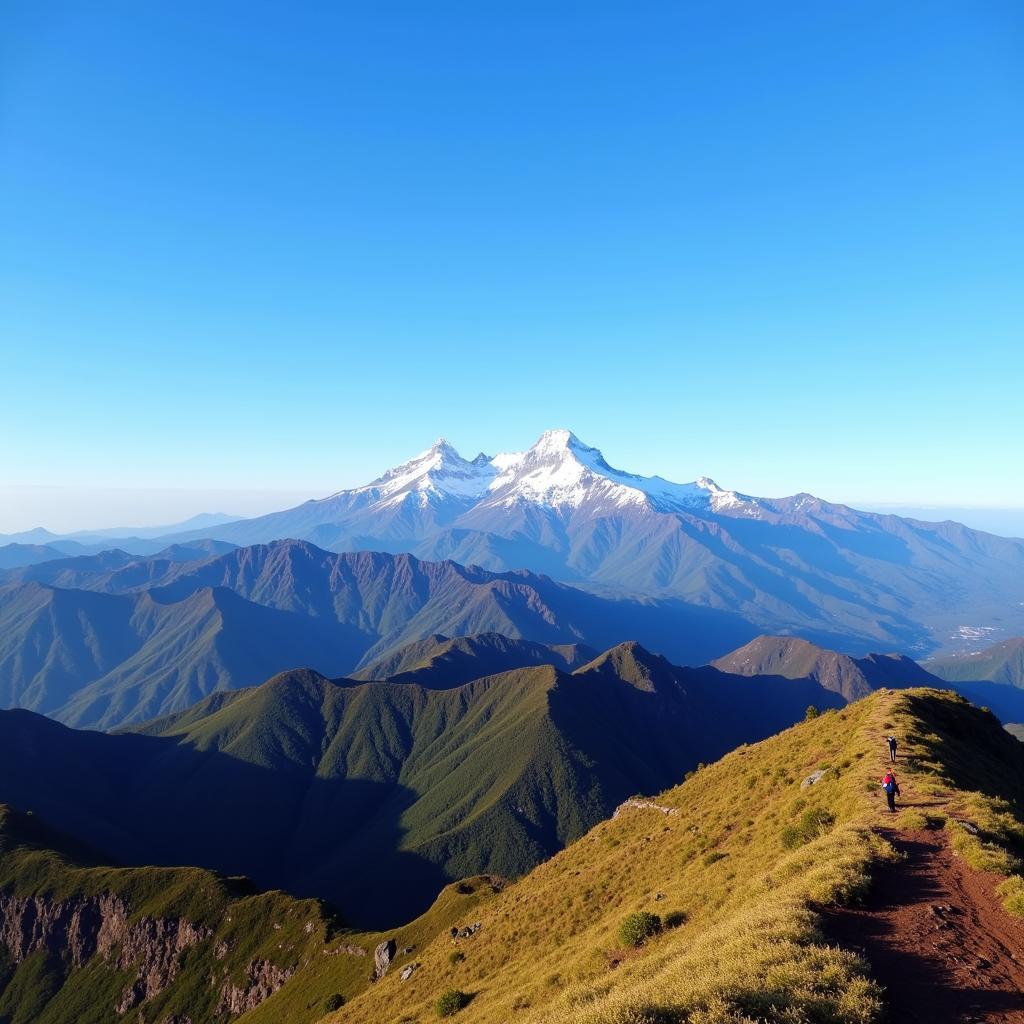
[373,938,397,980]
[0,889,211,1012]
[216,958,295,1015]
[612,798,678,819]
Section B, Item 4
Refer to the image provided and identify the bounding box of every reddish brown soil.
[823,827,1024,1023]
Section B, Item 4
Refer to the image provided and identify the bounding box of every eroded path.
[824,827,1024,1023]
[823,695,1024,1023]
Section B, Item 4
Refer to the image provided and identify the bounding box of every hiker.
[887,735,898,763]
[881,769,901,813]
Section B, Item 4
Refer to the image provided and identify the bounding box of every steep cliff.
[0,806,338,1023]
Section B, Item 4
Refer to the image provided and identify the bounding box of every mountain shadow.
[0,641,844,926]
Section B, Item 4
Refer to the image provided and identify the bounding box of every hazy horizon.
[3,466,1024,539]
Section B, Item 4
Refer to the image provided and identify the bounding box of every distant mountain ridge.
[712,634,940,701]
[153,429,1024,656]
[926,637,1024,687]
[353,632,596,685]
[0,516,241,564]
[711,633,1024,736]
[0,541,754,729]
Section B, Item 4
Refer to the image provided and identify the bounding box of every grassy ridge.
[303,688,1023,1024]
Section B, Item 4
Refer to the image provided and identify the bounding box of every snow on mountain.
[351,428,756,516]
[149,428,1024,657]
[309,428,755,517]
[341,438,498,507]
[484,429,689,511]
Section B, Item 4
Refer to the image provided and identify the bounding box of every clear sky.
[2,1,1022,534]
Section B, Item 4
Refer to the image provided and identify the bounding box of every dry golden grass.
[305,695,902,1024]
[243,687,1023,1024]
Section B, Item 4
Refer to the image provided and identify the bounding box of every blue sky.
[1,2,1022,533]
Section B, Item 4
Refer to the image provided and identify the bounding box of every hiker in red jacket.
[881,770,901,813]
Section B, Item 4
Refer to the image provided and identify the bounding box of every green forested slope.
[0,643,841,926]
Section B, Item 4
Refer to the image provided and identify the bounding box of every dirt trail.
[823,697,1024,1023]
[824,827,1024,1023]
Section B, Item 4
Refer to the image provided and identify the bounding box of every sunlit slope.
[313,688,1024,1024]
[927,636,1024,686]
[0,642,841,929]
[137,646,840,925]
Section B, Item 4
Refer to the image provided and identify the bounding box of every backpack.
[883,777,895,793]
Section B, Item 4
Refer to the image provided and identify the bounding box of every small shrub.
[323,992,344,1011]
[702,851,728,867]
[997,876,1024,917]
[804,705,819,721]
[618,911,661,947]
[663,909,688,929]
[782,807,836,850]
[448,949,465,966]
[780,824,803,850]
[436,989,470,1017]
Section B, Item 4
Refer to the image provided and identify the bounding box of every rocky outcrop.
[612,798,678,819]
[0,889,211,1012]
[373,938,397,980]
[216,958,294,1015]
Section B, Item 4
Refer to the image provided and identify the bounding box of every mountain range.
[0,639,845,927]
[3,533,1023,732]
[144,429,1024,656]
[5,624,1019,933]
[0,540,754,729]
[4,430,1022,660]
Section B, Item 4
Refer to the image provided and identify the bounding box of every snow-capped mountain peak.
[323,428,756,516]
[478,429,726,513]
[693,476,754,512]
[361,438,497,506]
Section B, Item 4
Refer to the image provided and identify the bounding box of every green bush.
[448,949,465,966]
[782,806,837,850]
[780,824,804,850]
[702,851,728,866]
[436,989,471,1017]
[997,876,1024,917]
[804,705,819,721]
[323,992,344,1012]
[618,911,661,947]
